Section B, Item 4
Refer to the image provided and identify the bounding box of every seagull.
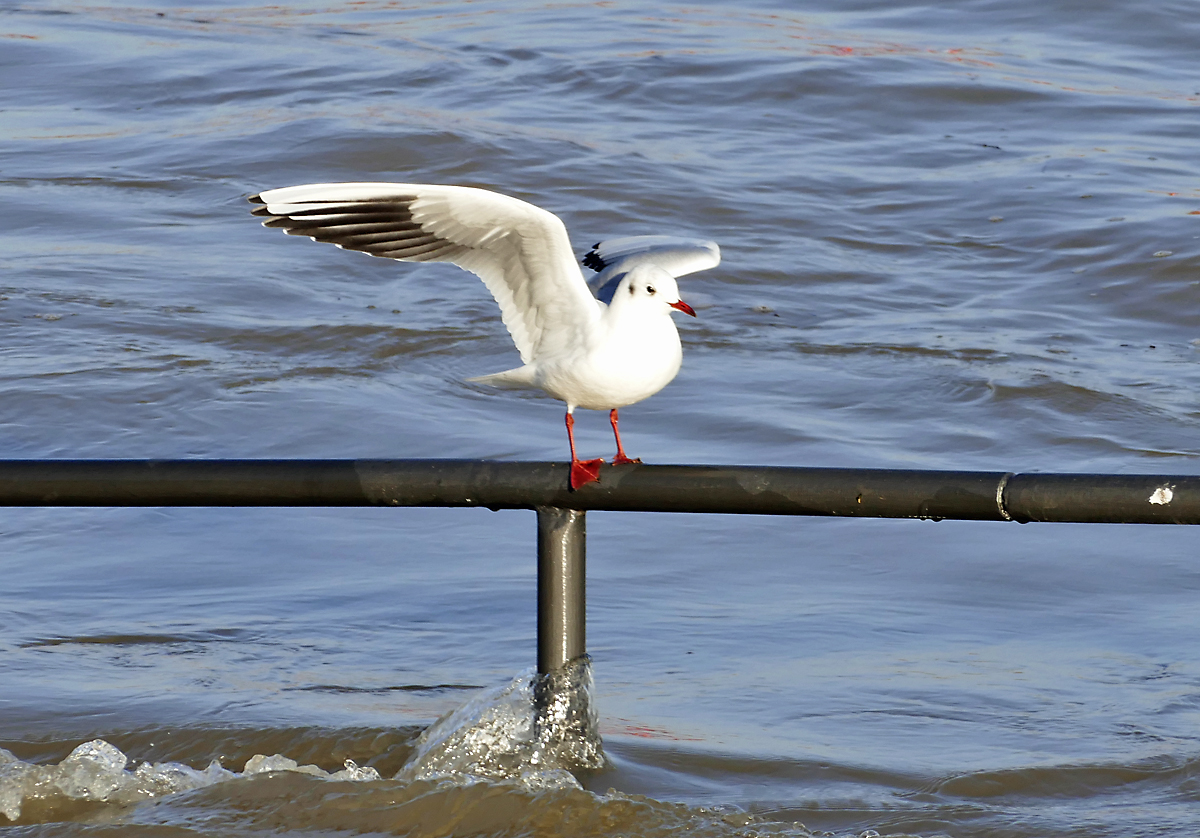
[248,182,720,489]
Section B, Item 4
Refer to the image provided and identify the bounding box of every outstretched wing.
[250,182,600,364]
[582,235,721,304]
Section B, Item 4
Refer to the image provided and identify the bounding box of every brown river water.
[2,2,1199,836]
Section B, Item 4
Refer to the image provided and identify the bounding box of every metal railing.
[3,459,1198,675]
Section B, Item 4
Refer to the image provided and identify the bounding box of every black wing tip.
[248,193,265,204]
[581,244,607,273]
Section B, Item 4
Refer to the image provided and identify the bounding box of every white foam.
[0,740,380,822]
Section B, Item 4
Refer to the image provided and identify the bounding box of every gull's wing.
[250,182,600,364]
[582,235,721,304]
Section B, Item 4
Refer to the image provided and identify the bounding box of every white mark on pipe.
[738,474,770,495]
[995,473,1014,521]
[1149,485,1174,505]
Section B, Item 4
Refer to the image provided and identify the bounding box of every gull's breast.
[534,318,683,411]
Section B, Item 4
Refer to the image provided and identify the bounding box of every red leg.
[609,408,642,466]
[566,411,603,490]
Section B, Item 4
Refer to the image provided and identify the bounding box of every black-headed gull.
[248,183,720,489]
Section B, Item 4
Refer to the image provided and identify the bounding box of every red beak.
[668,299,697,317]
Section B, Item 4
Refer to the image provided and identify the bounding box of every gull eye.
[646,285,656,295]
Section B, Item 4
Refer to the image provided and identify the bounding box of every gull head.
[615,265,696,319]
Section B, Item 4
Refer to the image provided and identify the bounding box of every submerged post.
[536,506,586,674]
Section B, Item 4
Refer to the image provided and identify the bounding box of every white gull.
[249,182,720,489]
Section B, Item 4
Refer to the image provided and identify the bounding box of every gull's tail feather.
[467,365,538,390]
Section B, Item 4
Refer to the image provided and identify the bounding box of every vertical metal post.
[533,507,603,770]
[536,506,586,674]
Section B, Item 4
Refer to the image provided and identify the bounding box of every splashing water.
[0,739,380,823]
[398,657,606,789]
[0,668,827,837]
[0,661,604,822]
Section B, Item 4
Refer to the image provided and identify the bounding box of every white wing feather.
[582,235,720,302]
[250,182,600,365]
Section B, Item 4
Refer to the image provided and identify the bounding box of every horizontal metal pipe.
[0,459,1195,524]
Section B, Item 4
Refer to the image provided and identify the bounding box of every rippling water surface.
[3,1,1200,836]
